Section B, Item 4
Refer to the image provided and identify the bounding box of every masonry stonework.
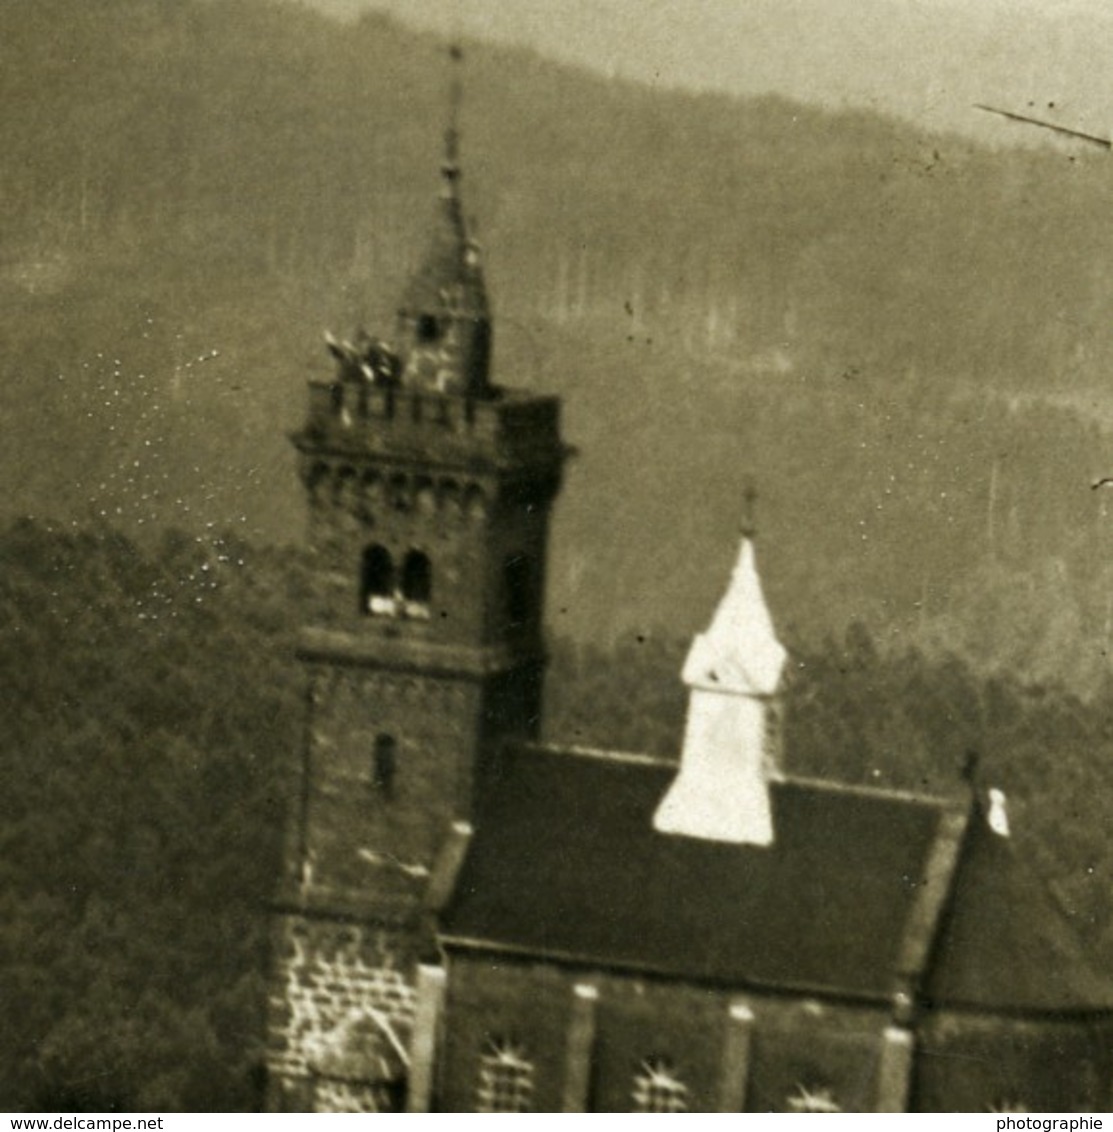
[266,915,418,1112]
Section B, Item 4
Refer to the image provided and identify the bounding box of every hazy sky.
[291,0,1113,144]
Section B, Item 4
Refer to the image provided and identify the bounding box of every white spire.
[682,537,787,696]
[654,536,786,846]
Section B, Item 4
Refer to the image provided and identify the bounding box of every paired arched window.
[360,546,432,618]
[402,551,432,606]
[362,545,394,615]
[475,1039,534,1113]
[372,734,397,797]
[632,1059,689,1113]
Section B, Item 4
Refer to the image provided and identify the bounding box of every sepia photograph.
[6,0,1113,1114]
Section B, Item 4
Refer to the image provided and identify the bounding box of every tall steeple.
[654,521,787,846]
[395,45,492,398]
[269,40,567,1112]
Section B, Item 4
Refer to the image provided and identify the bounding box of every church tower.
[265,61,567,1112]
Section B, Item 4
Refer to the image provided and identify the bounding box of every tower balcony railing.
[302,379,562,464]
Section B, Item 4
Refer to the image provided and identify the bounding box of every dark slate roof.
[925,813,1113,1013]
[398,188,488,320]
[440,746,951,1001]
[439,745,1113,1015]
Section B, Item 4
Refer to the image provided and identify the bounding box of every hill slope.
[318,0,1113,145]
[3,0,1113,680]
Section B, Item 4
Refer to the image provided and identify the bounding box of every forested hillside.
[0,521,300,1109]
[3,0,1113,682]
[8,0,1113,1114]
[5,521,1113,1109]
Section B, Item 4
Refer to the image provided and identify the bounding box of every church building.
[264,73,1113,1113]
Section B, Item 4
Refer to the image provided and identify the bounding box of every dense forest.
[6,0,1113,1111]
[3,0,1113,674]
[6,521,1113,1110]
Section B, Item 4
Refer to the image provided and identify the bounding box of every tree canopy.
[5,521,1113,1109]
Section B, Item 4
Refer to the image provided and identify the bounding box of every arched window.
[476,1039,533,1113]
[361,545,395,616]
[373,734,397,797]
[632,1059,689,1113]
[307,1005,408,1112]
[504,554,534,630]
[402,550,432,617]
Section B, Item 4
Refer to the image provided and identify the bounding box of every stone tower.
[265,78,566,1112]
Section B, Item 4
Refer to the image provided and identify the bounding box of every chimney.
[654,536,786,845]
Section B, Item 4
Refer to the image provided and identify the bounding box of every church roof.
[924,812,1113,1013]
[441,746,944,1000]
[438,746,1113,1014]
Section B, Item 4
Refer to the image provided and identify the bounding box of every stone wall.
[440,956,574,1113]
[266,913,418,1113]
[914,1010,1113,1113]
[301,663,481,894]
[436,950,1113,1112]
[437,951,894,1113]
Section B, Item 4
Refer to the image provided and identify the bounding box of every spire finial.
[741,482,758,539]
[442,43,464,194]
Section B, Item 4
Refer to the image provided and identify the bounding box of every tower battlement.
[295,379,563,471]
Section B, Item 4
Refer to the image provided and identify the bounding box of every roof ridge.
[780,772,961,809]
[515,740,678,770]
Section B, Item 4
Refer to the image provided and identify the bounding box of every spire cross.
[741,483,758,538]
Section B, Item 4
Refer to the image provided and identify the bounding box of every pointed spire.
[441,43,464,193]
[682,535,787,697]
[396,42,493,397]
[654,527,787,846]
